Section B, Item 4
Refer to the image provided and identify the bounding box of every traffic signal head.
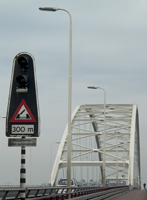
[16,55,29,93]
[6,52,40,137]
[18,56,28,68]
[16,75,28,88]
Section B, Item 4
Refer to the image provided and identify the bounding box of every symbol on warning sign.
[10,99,36,123]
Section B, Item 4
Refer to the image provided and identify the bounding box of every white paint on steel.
[50,104,141,189]
[128,105,136,186]
[50,106,80,185]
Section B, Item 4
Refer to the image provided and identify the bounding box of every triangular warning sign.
[10,99,36,123]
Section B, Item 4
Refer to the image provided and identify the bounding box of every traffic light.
[6,52,40,137]
[18,56,28,68]
[15,56,29,93]
[16,75,28,88]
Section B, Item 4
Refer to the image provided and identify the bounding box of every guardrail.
[68,186,130,200]
[0,185,40,188]
[0,185,129,200]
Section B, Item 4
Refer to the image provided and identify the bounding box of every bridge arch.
[50,104,141,189]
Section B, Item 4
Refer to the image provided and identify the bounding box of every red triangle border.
[9,99,36,123]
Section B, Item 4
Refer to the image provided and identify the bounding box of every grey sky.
[0,0,147,186]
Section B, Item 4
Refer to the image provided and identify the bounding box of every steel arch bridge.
[50,104,141,189]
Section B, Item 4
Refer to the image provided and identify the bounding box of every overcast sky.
[0,0,147,186]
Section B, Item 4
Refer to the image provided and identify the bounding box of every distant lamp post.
[87,86,106,187]
[39,7,72,190]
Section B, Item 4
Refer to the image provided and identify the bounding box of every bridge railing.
[0,186,129,200]
[0,185,40,188]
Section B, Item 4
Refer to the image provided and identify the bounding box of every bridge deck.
[109,190,147,200]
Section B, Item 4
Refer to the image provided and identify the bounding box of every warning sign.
[10,99,36,123]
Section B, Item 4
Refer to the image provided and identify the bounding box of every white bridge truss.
[51,104,141,189]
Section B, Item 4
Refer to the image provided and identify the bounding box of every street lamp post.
[87,86,106,187]
[39,7,72,189]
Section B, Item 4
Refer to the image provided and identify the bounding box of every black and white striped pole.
[20,143,26,200]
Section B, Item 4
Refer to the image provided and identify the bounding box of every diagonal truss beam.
[50,104,141,189]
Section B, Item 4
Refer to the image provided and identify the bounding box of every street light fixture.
[39,7,72,189]
[39,7,58,12]
[87,86,106,187]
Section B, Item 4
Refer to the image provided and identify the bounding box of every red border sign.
[9,99,36,123]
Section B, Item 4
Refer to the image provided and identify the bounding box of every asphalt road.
[109,190,147,200]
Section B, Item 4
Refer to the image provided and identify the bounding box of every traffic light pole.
[6,52,40,200]
[20,138,26,200]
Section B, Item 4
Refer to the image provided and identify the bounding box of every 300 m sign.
[12,125,34,134]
